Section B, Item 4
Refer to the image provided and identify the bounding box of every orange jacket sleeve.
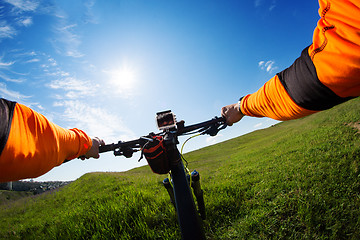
[0,103,92,182]
[240,75,317,121]
[241,0,360,121]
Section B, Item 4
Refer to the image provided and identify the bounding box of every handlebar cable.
[178,133,202,189]
[180,133,201,155]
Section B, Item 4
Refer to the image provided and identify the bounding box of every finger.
[221,106,227,116]
[94,137,105,146]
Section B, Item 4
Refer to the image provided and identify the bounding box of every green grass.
[1,98,360,239]
[0,191,33,205]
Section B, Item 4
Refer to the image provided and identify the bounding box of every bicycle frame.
[98,114,226,240]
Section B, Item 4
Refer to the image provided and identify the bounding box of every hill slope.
[1,98,360,239]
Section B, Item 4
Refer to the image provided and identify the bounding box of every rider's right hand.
[221,103,244,126]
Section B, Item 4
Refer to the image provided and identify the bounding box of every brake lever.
[114,146,137,158]
[202,122,227,136]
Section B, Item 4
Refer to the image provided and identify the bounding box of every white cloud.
[39,56,59,69]
[26,58,40,63]
[47,77,96,98]
[0,0,39,41]
[28,51,36,56]
[18,16,33,26]
[45,69,69,77]
[13,50,37,58]
[0,57,25,82]
[0,59,15,68]
[0,22,16,39]
[254,122,263,128]
[45,1,99,58]
[4,0,39,12]
[258,60,278,74]
[52,22,84,58]
[53,100,136,142]
[0,82,31,100]
[50,1,99,58]
[83,0,98,24]
[48,57,57,66]
[0,72,25,83]
[266,61,275,72]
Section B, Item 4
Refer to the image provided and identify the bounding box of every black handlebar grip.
[99,144,115,153]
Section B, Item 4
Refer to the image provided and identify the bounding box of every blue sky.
[1,0,320,181]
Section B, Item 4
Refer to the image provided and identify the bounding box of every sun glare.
[104,64,137,93]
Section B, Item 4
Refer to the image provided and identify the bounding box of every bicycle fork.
[190,170,206,220]
[163,170,206,220]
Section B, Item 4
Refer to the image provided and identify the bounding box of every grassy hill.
[1,98,360,239]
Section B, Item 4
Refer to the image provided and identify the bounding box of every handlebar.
[99,116,226,157]
[176,116,226,136]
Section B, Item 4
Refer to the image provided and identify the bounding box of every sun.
[104,64,137,92]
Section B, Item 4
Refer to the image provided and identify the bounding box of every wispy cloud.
[48,77,85,91]
[53,100,136,142]
[18,16,33,26]
[0,82,31,100]
[254,0,276,11]
[0,0,39,41]
[3,48,97,101]
[0,72,25,83]
[25,58,40,63]
[0,21,16,39]
[258,60,278,74]
[47,77,96,99]
[0,56,25,82]
[3,0,40,12]
[3,0,97,58]
[83,0,98,24]
[52,21,84,58]
[0,58,15,68]
[49,1,99,58]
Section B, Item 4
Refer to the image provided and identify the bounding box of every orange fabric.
[309,0,360,98]
[242,0,360,120]
[0,103,92,182]
[241,75,317,121]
